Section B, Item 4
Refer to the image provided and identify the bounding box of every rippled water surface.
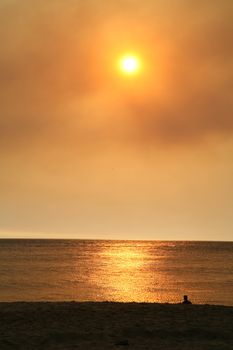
[0,240,232,305]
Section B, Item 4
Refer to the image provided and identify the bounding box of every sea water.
[0,240,232,305]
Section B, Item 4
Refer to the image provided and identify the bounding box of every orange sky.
[0,0,233,240]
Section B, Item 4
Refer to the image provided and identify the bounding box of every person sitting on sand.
[182,295,192,304]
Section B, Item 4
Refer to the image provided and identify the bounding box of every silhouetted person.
[182,295,192,304]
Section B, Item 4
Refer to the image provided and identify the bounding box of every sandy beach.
[0,302,232,349]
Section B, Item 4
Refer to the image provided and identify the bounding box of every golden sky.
[0,0,233,240]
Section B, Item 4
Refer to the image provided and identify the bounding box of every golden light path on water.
[77,241,178,303]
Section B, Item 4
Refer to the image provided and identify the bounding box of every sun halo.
[119,55,141,75]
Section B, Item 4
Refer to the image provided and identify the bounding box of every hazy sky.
[1,0,233,240]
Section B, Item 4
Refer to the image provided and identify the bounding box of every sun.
[119,55,140,75]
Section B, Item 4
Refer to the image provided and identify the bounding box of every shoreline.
[1,300,233,307]
[0,302,232,349]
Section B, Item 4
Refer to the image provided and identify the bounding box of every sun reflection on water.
[90,242,171,302]
[102,245,145,269]
[68,241,190,303]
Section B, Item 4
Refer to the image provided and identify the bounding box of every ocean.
[0,240,232,305]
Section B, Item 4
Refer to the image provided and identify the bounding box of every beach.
[0,302,232,349]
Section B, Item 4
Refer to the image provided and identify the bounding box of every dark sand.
[0,302,232,349]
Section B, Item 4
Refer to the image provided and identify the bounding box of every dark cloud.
[128,90,233,143]
[124,6,233,143]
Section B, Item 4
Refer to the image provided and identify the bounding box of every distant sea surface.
[0,240,232,305]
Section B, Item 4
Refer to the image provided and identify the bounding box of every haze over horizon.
[1,0,233,241]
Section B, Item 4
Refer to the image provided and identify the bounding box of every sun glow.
[119,55,140,75]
